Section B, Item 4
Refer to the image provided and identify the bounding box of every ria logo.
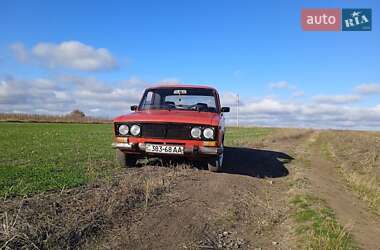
[342,9,372,31]
[301,8,372,31]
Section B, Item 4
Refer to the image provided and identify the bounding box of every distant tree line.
[0,110,111,124]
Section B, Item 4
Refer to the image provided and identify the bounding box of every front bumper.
[111,142,133,149]
[111,142,222,155]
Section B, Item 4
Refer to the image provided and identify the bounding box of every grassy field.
[0,123,117,197]
[1,123,372,249]
[224,126,272,146]
[0,123,272,197]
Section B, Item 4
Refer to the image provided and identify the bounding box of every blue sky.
[1,0,380,129]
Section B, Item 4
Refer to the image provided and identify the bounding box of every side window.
[214,92,221,112]
[142,91,162,109]
[145,91,153,105]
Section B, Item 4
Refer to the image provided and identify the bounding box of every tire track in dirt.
[306,133,380,250]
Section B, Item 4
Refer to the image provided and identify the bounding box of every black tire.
[207,152,224,172]
[116,149,138,168]
[193,160,207,170]
[208,140,224,172]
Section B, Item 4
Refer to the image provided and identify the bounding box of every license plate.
[145,144,184,155]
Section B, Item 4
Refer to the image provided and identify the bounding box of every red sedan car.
[112,84,230,172]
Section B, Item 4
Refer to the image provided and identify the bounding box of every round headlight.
[203,128,214,139]
[118,125,129,135]
[191,127,202,138]
[130,124,141,136]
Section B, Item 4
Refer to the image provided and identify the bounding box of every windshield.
[139,88,218,112]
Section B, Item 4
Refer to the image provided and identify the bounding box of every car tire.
[208,151,224,172]
[208,139,224,172]
[116,149,137,168]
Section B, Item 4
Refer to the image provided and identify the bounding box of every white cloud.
[120,76,148,87]
[292,90,305,97]
[355,83,380,95]
[220,94,380,130]
[312,94,361,104]
[158,78,181,84]
[269,81,290,89]
[90,108,100,113]
[10,41,117,71]
[2,76,380,130]
[269,81,304,98]
[0,75,144,117]
[240,98,298,114]
[0,75,186,117]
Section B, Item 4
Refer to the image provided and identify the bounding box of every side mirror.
[221,107,230,113]
[130,105,138,111]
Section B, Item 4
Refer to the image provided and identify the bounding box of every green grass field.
[0,123,117,197]
[224,127,273,146]
[0,123,272,197]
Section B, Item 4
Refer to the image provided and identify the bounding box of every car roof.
[147,84,216,91]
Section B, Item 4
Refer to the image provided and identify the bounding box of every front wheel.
[116,149,138,168]
[208,151,224,172]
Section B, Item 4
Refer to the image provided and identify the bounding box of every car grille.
[141,123,191,140]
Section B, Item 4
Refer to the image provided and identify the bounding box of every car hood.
[114,110,220,126]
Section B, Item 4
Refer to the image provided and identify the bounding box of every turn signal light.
[116,137,129,143]
[203,141,217,147]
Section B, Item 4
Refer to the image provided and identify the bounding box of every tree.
[69,109,85,118]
